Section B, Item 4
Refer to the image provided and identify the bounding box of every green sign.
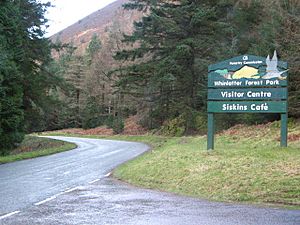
[208,54,288,72]
[208,101,287,113]
[207,51,288,150]
[208,88,287,100]
[208,53,288,88]
[208,77,287,88]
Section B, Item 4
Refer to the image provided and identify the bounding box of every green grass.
[0,136,77,164]
[114,136,299,208]
[41,123,300,208]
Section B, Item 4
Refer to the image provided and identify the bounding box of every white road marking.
[34,186,81,207]
[63,187,79,193]
[104,172,111,177]
[0,211,21,220]
[101,149,124,158]
[34,196,56,206]
[88,179,100,184]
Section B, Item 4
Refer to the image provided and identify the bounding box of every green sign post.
[207,51,288,150]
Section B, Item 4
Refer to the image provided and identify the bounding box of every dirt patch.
[52,127,114,136]
[276,133,300,142]
[288,133,300,142]
[48,116,147,136]
[123,115,147,135]
[11,136,66,154]
[220,123,273,138]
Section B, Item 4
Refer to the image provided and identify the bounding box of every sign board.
[208,77,287,88]
[208,88,287,100]
[207,51,288,150]
[208,101,287,113]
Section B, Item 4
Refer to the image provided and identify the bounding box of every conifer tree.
[115,0,237,129]
[0,0,57,153]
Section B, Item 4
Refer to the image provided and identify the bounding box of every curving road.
[0,137,149,216]
[0,136,299,225]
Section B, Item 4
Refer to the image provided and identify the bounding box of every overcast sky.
[41,0,117,37]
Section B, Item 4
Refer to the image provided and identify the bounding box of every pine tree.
[0,0,57,153]
[0,36,24,154]
[86,33,102,60]
[115,0,238,129]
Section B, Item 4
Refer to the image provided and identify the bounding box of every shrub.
[112,117,124,134]
[160,116,185,137]
[194,113,207,134]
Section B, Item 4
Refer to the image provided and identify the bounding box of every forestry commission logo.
[212,51,288,81]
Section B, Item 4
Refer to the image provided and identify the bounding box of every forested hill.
[51,0,142,55]
[48,0,300,136]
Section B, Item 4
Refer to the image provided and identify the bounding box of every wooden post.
[281,113,288,147]
[207,113,214,150]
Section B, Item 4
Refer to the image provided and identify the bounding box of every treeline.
[46,0,300,136]
[1,0,299,154]
[47,33,127,134]
[112,0,300,135]
[0,0,124,155]
[52,0,300,137]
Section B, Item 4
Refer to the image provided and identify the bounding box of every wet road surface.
[1,136,299,225]
[0,137,149,216]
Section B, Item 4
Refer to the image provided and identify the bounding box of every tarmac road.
[0,136,299,225]
[0,137,149,216]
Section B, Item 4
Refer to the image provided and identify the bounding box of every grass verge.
[0,136,77,164]
[41,123,300,209]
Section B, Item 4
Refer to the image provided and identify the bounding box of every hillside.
[49,0,144,126]
[51,0,143,55]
